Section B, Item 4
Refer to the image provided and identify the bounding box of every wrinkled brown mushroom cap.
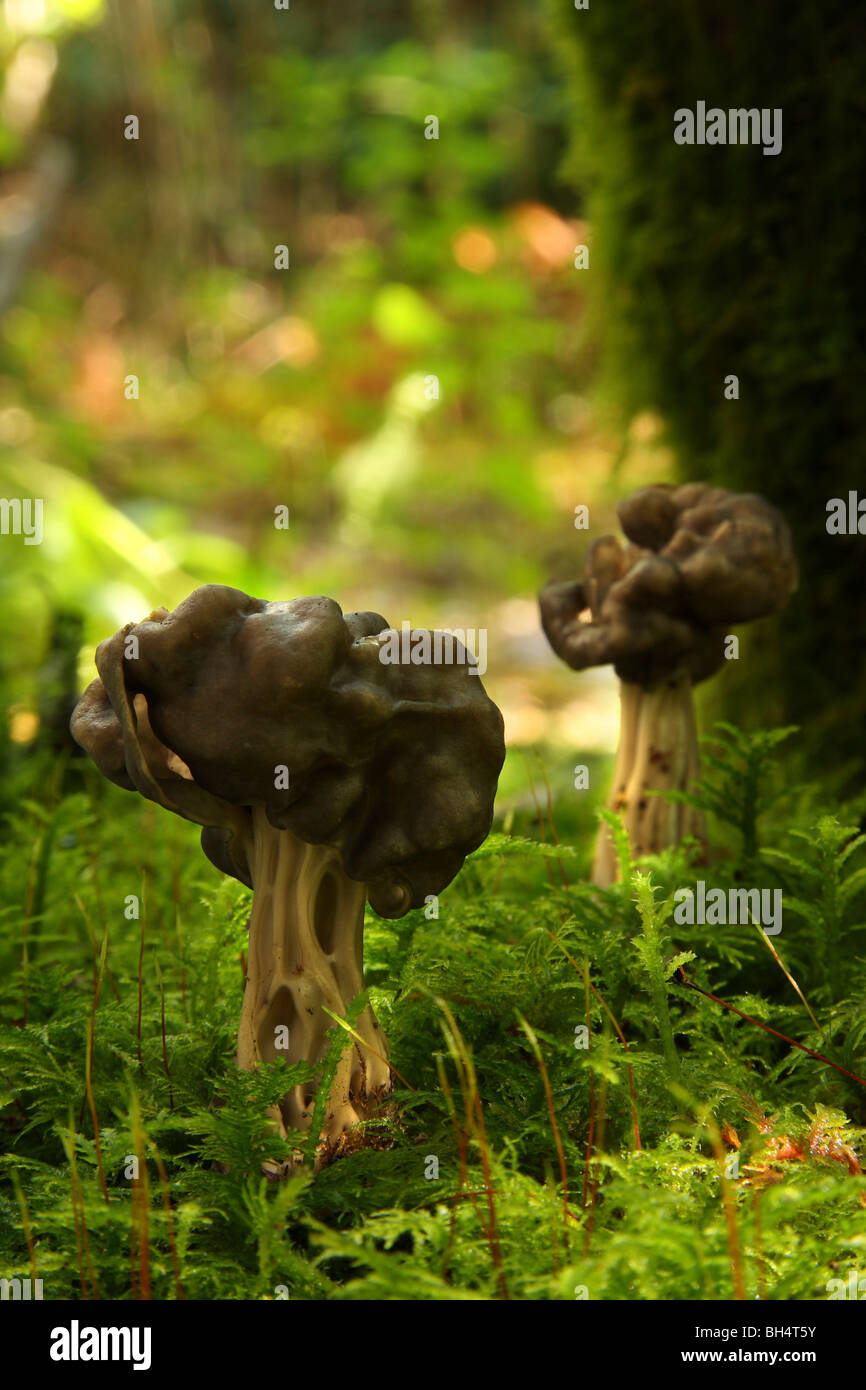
[540,483,798,686]
[71,585,505,918]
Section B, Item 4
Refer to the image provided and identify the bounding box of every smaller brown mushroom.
[71,585,505,1170]
[539,484,798,885]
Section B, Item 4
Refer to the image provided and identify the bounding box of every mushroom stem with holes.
[237,812,391,1150]
[540,484,798,887]
[71,585,504,1171]
[593,673,702,885]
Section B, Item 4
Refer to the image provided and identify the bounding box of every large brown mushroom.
[71,585,504,1169]
[539,484,798,885]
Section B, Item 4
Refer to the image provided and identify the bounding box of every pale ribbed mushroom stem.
[237,807,392,1169]
[592,674,705,886]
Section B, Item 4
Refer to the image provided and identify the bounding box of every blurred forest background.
[0,0,863,803]
[0,0,633,812]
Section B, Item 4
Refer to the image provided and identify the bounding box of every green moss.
[1,727,864,1300]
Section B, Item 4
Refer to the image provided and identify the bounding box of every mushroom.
[70,585,505,1169]
[539,484,798,885]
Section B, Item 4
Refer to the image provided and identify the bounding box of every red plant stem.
[137,913,145,1073]
[543,926,642,1151]
[63,1132,89,1297]
[150,1142,183,1300]
[532,1038,570,1253]
[471,1089,509,1300]
[13,1174,38,1282]
[752,1192,767,1301]
[536,753,569,890]
[524,759,559,892]
[439,1021,509,1299]
[586,977,641,1151]
[583,1068,608,1255]
[439,1067,470,1279]
[159,977,173,1109]
[85,938,110,1205]
[136,1162,151,1300]
[710,1127,746,1301]
[677,971,866,1088]
[69,1152,99,1299]
[582,969,595,1211]
[129,1210,138,1301]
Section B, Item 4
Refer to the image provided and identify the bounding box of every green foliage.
[0,0,583,711]
[632,872,692,1084]
[2,724,865,1301]
[763,816,866,1003]
[667,722,799,869]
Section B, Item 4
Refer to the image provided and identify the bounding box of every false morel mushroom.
[540,484,798,885]
[71,585,505,1169]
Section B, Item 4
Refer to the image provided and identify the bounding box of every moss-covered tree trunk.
[549,1,866,779]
